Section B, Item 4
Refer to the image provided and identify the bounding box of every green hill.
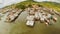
[15,1,60,12]
[2,1,60,12]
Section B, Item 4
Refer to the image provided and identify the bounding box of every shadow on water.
[10,11,23,22]
[9,11,60,34]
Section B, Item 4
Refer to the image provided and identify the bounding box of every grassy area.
[15,1,60,12]
[3,1,60,12]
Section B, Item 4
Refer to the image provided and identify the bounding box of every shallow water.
[0,13,14,34]
[0,11,60,34]
[9,11,60,34]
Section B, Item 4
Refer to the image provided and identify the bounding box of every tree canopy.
[26,0,34,1]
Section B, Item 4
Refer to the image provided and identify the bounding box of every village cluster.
[25,4,57,26]
[5,8,22,22]
[0,4,58,27]
[0,8,22,22]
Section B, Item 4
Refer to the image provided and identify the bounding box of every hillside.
[2,1,60,12]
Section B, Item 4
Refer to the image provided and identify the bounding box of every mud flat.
[9,11,60,34]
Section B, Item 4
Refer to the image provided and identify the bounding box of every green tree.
[26,0,34,1]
